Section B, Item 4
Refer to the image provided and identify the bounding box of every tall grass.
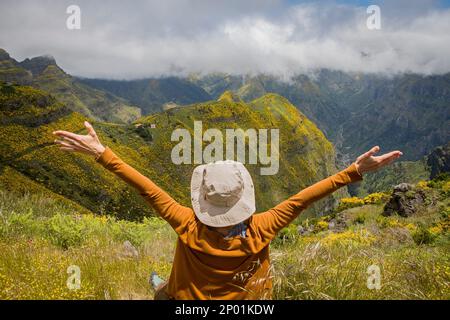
[0,191,175,299]
[0,188,448,300]
[271,234,449,299]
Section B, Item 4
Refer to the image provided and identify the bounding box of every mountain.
[0,82,146,219]
[136,90,347,215]
[0,49,33,84]
[76,71,450,163]
[0,49,141,123]
[0,82,346,220]
[190,71,450,162]
[78,77,212,114]
[4,47,447,161]
[189,72,347,139]
[337,73,450,161]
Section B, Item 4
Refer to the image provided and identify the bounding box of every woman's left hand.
[354,146,403,175]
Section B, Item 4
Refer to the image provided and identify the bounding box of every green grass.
[0,191,175,300]
[271,178,450,299]
[272,239,449,299]
[0,176,448,300]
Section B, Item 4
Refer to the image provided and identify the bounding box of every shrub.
[377,216,404,229]
[135,125,153,142]
[46,213,85,249]
[314,220,329,232]
[416,180,431,190]
[411,225,436,245]
[442,181,450,196]
[275,224,299,245]
[336,193,389,213]
[337,197,365,211]
[0,208,38,239]
[353,214,366,224]
[428,173,450,189]
[405,223,417,232]
[363,192,389,205]
[306,229,376,247]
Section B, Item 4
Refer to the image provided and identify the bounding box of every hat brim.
[190,162,256,227]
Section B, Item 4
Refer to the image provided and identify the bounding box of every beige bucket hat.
[190,160,256,227]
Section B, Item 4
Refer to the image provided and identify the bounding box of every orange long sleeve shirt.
[96,147,363,300]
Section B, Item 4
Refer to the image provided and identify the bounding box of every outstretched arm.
[252,146,402,239]
[53,121,194,234]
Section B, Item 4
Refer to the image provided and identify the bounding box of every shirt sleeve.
[252,163,363,240]
[96,147,194,234]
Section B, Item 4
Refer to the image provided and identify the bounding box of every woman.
[53,121,402,299]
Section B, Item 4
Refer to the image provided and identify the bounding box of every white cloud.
[0,0,449,78]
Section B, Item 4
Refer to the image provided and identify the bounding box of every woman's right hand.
[53,121,106,158]
[354,146,402,175]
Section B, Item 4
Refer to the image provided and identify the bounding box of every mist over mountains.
[2,48,449,164]
[3,1,450,78]
[80,68,450,162]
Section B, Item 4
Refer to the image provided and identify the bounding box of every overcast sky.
[1,0,449,79]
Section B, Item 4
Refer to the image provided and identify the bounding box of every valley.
[1,48,449,216]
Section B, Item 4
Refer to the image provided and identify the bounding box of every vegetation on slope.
[0,49,141,123]
[0,191,174,300]
[349,142,450,197]
[0,82,150,220]
[272,176,450,299]
[0,72,448,301]
[32,64,141,123]
[137,90,344,215]
[0,49,32,85]
[0,83,343,220]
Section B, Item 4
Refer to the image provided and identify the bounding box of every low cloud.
[1,0,449,79]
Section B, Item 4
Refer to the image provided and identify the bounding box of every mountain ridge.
[191,71,450,161]
[0,82,345,220]
[2,48,448,178]
[0,49,142,123]
[78,76,212,115]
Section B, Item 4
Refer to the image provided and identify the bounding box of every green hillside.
[136,90,346,216]
[0,82,152,220]
[0,83,345,221]
[0,49,141,123]
[0,60,448,301]
[5,55,444,162]
[0,49,32,85]
[189,72,354,139]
